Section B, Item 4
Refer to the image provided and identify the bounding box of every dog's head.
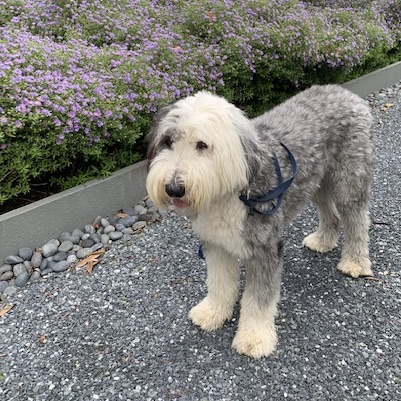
[146,91,256,214]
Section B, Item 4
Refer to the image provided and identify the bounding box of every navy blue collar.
[239,142,297,216]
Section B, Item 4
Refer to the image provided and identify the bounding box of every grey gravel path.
[1,84,401,401]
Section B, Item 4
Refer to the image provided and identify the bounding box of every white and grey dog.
[146,85,373,358]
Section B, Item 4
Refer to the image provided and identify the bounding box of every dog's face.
[146,91,252,214]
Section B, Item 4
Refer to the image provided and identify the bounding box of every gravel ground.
[1,84,401,401]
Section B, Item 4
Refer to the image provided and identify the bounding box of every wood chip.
[364,276,384,283]
[76,249,106,274]
[0,304,14,317]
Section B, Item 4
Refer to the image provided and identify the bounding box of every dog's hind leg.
[232,240,283,358]
[336,203,372,278]
[189,245,239,331]
[332,165,373,278]
[303,182,341,253]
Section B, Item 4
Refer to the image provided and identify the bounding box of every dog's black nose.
[165,182,185,198]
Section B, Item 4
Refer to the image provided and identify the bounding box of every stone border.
[341,60,401,97]
[1,60,401,262]
[0,161,148,262]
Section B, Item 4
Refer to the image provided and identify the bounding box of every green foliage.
[1,0,401,208]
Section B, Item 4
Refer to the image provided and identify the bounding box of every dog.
[145,85,373,358]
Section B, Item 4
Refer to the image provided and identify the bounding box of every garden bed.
[1,0,401,206]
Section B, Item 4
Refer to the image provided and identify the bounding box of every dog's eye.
[196,141,208,150]
[163,137,173,149]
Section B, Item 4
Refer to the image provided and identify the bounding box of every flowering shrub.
[0,0,400,205]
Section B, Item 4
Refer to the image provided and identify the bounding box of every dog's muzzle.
[165,182,185,198]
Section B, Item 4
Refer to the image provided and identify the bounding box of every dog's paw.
[338,257,373,278]
[232,324,277,359]
[188,297,232,332]
[302,232,337,253]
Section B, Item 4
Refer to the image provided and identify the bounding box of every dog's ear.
[146,104,176,169]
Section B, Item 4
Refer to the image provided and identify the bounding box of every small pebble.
[41,268,53,276]
[104,225,116,234]
[59,232,72,242]
[39,258,48,271]
[148,206,159,213]
[101,218,110,228]
[41,243,58,258]
[48,239,60,247]
[137,213,154,222]
[81,233,90,240]
[90,233,101,243]
[72,228,84,238]
[119,216,136,227]
[76,248,93,259]
[108,216,119,225]
[15,271,30,287]
[68,235,81,244]
[18,247,33,260]
[133,221,147,231]
[0,271,14,281]
[4,255,24,265]
[0,281,8,293]
[145,198,155,208]
[81,238,95,248]
[109,231,123,241]
[66,254,78,264]
[91,243,104,252]
[53,252,68,262]
[31,251,43,268]
[0,264,12,274]
[52,260,69,272]
[84,224,95,235]
[101,234,110,245]
[29,270,41,283]
[13,264,26,277]
[122,227,133,235]
[122,207,136,216]
[115,223,126,231]
[58,240,74,253]
[3,286,18,297]
[134,205,147,215]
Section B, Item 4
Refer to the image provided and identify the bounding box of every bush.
[1,0,400,206]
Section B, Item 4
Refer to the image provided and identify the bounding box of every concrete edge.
[341,60,401,97]
[1,61,401,262]
[0,161,148,262]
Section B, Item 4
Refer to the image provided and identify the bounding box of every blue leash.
[239,142,297,216]
[198,142,297,259]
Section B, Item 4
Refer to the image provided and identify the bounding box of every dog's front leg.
[189,245,239,331]
[232,241,283,358]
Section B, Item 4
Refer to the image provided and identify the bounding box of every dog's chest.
[191,199,250,258]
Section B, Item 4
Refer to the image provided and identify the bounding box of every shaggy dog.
[146,85,373,358]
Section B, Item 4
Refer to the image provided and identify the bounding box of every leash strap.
[198,142,297,259]
[198,244,205,260]
[239,142,297,216]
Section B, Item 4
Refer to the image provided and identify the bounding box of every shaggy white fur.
[146,85,373,358]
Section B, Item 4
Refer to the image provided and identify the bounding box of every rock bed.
[0,197,167,298]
